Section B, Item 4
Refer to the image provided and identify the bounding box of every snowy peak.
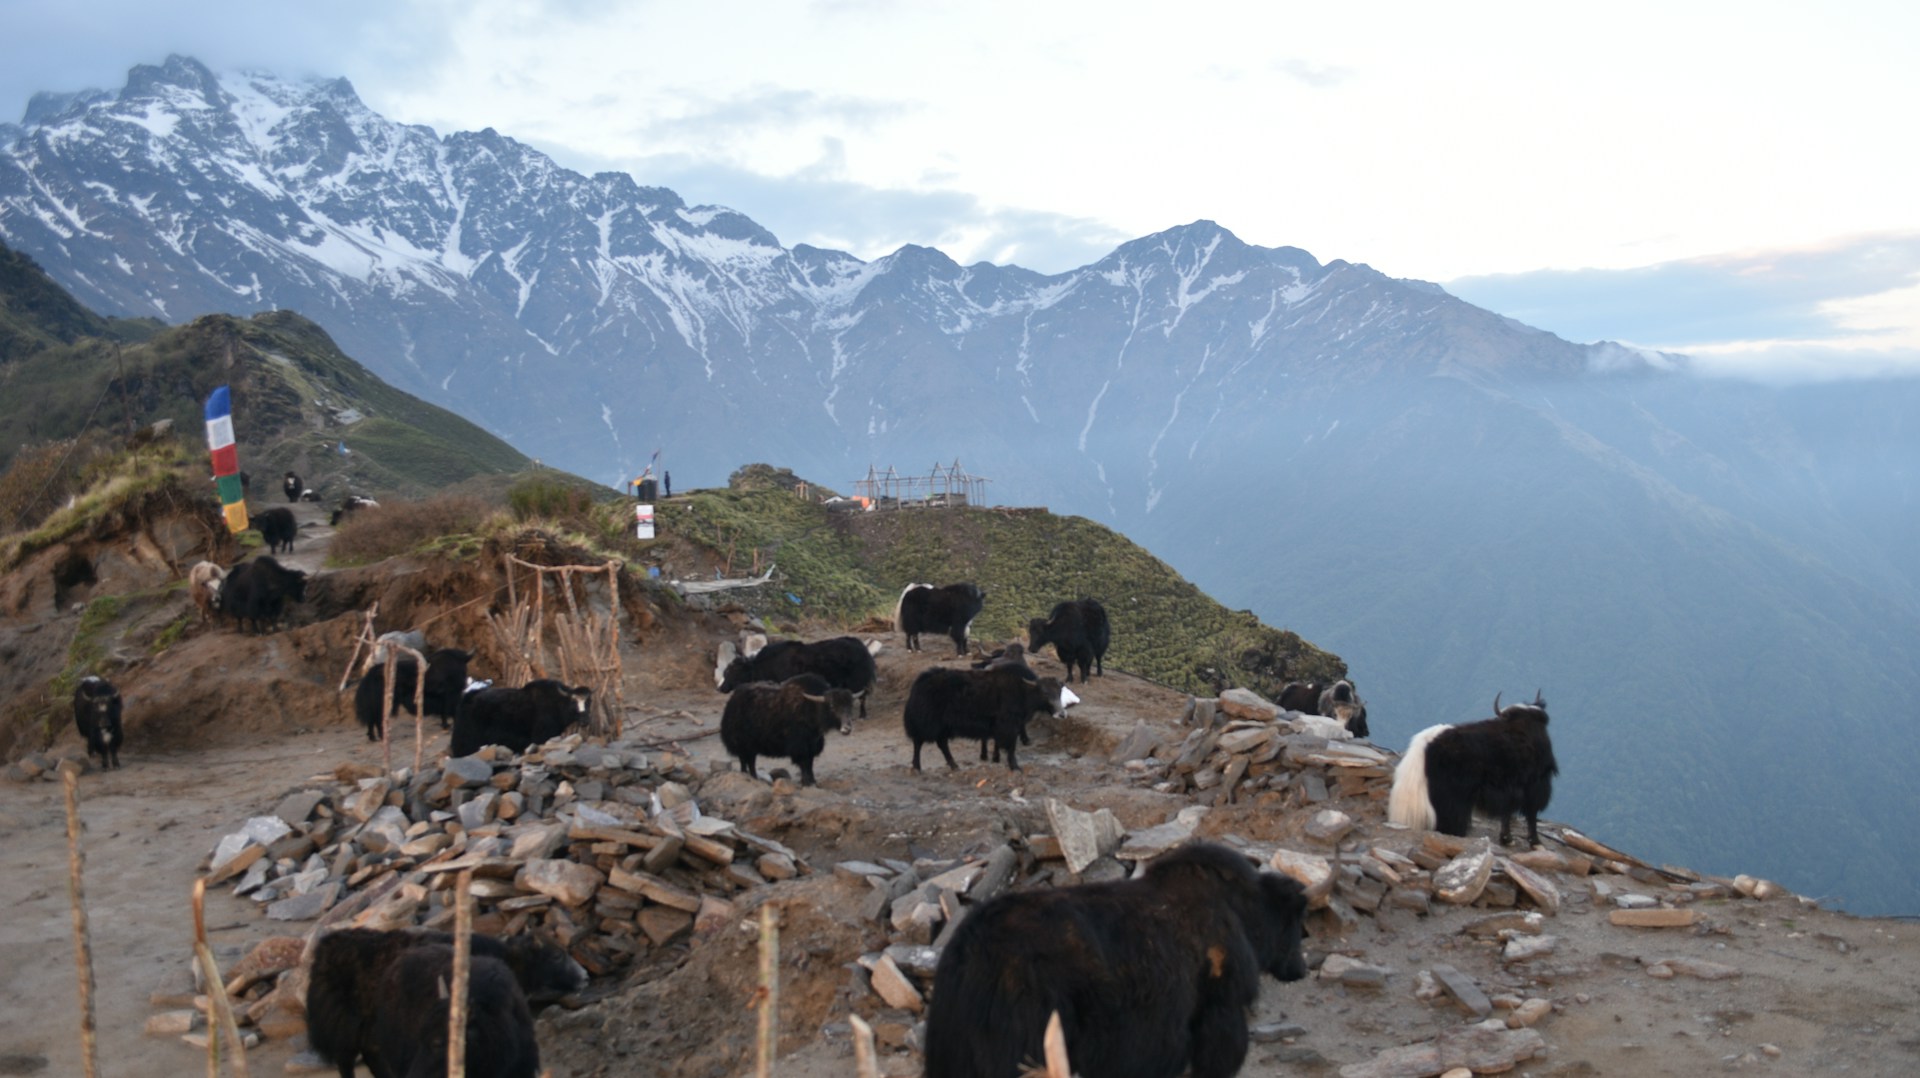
[1,55,1625,491]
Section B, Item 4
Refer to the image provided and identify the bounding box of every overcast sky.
[4,0,1916,380]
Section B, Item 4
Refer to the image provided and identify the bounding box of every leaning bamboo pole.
[1042,1012,1070,1078]
[448,869,474,1078]
[335,603,380,692]
[192,878,250,1077]
[849,1015,879,1078]
[62,769,99,1078]
[754,904,779,1078]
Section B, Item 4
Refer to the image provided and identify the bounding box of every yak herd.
[72,517,1563,1078]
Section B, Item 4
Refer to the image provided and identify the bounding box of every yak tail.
[1388,724,1451,831]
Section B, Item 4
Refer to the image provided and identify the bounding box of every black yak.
[400,928,587,1005]
[354,648,475,740]
[1276,681,1324,714]
[924,841,1309,1078]
[308,928,571,1078]
[449,680,592,757]
[717,635,877,717]
[894,582,986,654]
[72,676,123,770]
[372,946,539,1078]
[283,471,302,504]
[720,675,857,786]
[217,555,308,633]
[329,495,379,527]
[903,665,1064,772]
[1027,598,1110,683]
[251,506,298,555]
[1318,679,1369,739]
[1389,691,1558,847]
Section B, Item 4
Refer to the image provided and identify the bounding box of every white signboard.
[634,503,655,540]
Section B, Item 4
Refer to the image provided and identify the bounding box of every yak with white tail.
[1389,691,1558,848]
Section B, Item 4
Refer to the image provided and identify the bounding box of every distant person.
[665,471,672,498]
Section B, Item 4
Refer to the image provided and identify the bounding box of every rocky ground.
[2,502,1918,1077]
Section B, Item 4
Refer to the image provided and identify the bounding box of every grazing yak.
[251,506,298,555]
[903,665,1065,772]
[187,560,226,623]
[1389,692,1558,848]
[924,841,1309,1078]
[895,582,986,654]
[968,643,1040,761]
[353,648,475,741]
[329,495,379,527]
[1276,681,1324,714]
[308,928,577,1078]
[282,471,302,504]
[72,676,124,770]
[717,635,878,717]
[450,680,593,757]
[720,675,857,786]
[1027,598,1110,683]
[969,641,1026,670]
[1317,679,1369,739]
[217,556,308,633]
[373,947,539,1078]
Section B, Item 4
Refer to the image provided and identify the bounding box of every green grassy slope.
[0,305,529,498]
[657,478,1346,699]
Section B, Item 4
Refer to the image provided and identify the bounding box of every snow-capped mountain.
[0,55,1636,500]
[5,57,1919,915]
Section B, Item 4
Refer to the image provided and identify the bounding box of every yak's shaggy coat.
[924,842,1308,1078]
[1389,693,1558,847]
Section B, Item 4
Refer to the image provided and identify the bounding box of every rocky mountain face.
[3,56,1917,914]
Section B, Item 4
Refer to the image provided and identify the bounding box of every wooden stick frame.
[492,554,626,739]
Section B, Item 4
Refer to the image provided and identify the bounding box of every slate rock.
[1305,810,1354,845]
[1217,688,1282,721]
[1433,838,1494,905]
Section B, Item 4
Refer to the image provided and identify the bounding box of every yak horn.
[1492,691,1504,715]
[1533,689,1546,708]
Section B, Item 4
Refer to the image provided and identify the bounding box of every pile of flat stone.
[1102,687,1396,807]
[201,732,810,975]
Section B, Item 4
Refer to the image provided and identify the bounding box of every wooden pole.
[1043,1011,1070,1078]
[754,904,779,1078]
[335,603,379,692]
[192,877,250,1077]
[448,869,474,1078]
[605,562,623,738]
[62,769,99,1078]
[381,651,396,775]
[849,1015,879,1078]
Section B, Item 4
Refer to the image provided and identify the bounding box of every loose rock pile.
[173,733,813,1051]
[826,687,1802,1074]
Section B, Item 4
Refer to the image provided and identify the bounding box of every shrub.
[328,495,493,566]
[0,437,106,534]
[507,475,596,524]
